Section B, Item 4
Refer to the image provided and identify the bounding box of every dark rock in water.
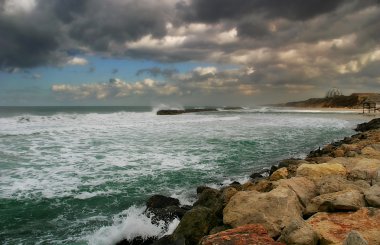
[156,108,217,115]
[356,118,380,132]
[269,165,279,175]
[146,195,180,209]
[172,206,219,245]
[222,107,243,110]
[115,236,157,245]
[193,188,223,215]
[229,181,242,191]
[196,186,213,194]
[250,172,264,180]
[147,206,187,225]
[152,235,185,245]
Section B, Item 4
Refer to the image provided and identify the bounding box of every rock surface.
[223,186,303,237]
[296,163,347,181]
[305,189,366,215]
[276,177,317,208]
[307,208,380,245]
[356,118,380,132]
[343,230,368,245]
[199,224,285,245]
[364,184,380,207]
[269,167,289,181]
[279,219,319,245]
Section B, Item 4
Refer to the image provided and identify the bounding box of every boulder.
[116,236,157,245]
[296,163,347,181]
[315,176,370,195]
[278,159,308,177]
[193,188,223,218]
[343,230,368,245]
[307,208,380,245]
[199,224,285,245]
[346,158,380,183]
[171,206,218,245]
[252,179,274,192]
[196,186,214,194]
[279,219,319,245]
[269,167,289,181]
[276,177,317,208]
[364,184,380,207]
[223,186,303,237]
[305,189,366,215]
[146,195,180,209]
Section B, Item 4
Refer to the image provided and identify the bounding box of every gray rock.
[364,184,380,207]
[343,230,368,245]
[279,219,319,245]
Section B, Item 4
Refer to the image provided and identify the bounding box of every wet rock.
[307,208,380,245]
[146,195,180,209]
[223,186,303,237]
[305,189,366,215]
[355,118,380,132]
[193,188,223,217]
[269,167,289,181]
[116,236,157,245]
[364,184,380,207]
[296,163,347,181]
[196,186,214,195]
[199,224,285,245]
[279,219,319,245]
[343,230,368,245]
[152,235,184,245]
[171,206,218,245]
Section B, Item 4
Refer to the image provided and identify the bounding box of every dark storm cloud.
[179,0,346,23]
[136,67,178,78]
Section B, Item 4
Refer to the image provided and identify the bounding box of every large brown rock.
[315,176,370,195]
[296,163,347,181]
[307,208,380,245]
[305,189,366,215]
[199,224,285,245]
[223,186,303,237]
[364,184,380,207]
[347,158,380,183]
[276,177,317,208]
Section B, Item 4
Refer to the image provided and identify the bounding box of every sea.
[0,106,367,244]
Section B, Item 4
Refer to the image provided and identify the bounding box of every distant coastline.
[275,93,380,109]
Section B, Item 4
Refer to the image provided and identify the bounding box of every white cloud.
[3,0,36,15]
[66,57,89,66]
[194,66,217,76]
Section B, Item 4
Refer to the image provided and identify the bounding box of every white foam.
[88,206,179,245]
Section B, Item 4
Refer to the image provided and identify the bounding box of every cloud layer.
[1,0,380,103]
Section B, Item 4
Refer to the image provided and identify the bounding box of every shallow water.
[0,106,366,244]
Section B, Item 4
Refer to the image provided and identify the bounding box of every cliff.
[282,93,380,108]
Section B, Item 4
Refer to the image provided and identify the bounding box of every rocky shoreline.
[118,118,380,245]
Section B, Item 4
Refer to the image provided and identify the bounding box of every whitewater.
[0,106,366,244]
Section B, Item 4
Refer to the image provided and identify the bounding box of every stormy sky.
[0,0,379,106]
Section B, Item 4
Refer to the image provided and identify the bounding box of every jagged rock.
[269,167,288,181]
[355,118,380,132]
[343,230,368,245]
[146,195,180,209]
[199,224,285,245]
[305,189,366,216]
[278,159,308,177]
[276,177,317,208]
[279,219,319,245]
[171,206,218,245]
[223,186,303,237]
[296,163,347,181]
[364,184,380,207]
[307,208,380,245]
[315,176,370,195]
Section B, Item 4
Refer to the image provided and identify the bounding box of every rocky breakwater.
[116,118,380,245]
[156,108,218,115]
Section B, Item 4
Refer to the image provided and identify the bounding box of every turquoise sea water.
[0,106,366,244]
